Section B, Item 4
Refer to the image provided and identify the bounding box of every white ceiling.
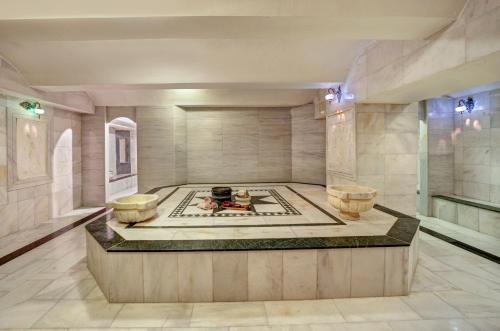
[0,0,467,107]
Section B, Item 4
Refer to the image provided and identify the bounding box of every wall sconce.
[455,97,475,114]
[20,101,45,115]
[325,86,354,103]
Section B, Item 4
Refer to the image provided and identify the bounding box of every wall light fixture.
[20,101,45,115]
[325,86,354,103]
[325,86,342,103]
[455,97,475,114]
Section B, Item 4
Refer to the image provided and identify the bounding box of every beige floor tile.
[402,292,463,319]
[467,318,500,331]
[165,328,229,331]
[435,290,500,318]
[410,266,457,292]
[417,252,455,272]
[434,270,500,300]
[63,278,97,299]
[34,299,123,328]
[388,319,478,331]
[333,297,421,322]
[230,326,307,331]
[265,300,344,325]
[85,285,106,300]
[0,279,51,310]
[309,322,393,331]
[111,303,192,328]
[0,300,57,328]
[190,302,267,327]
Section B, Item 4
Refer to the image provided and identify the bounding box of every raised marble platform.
[86,183,419,303]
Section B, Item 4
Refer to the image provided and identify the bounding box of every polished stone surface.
[86,183,419,252]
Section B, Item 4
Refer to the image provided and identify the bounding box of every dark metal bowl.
[211,186,232,202]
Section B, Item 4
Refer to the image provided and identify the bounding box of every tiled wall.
[0,96,82,238]
[356,103,418,216]
[291,104,326,185]
[185,108,291,183]
[52,109,83,216]
[174,106,187,185]
[82,106,106,206]
[426,98,455,208]
[327,103,419,216]
[136,106,177,193]
[454,88,500,203]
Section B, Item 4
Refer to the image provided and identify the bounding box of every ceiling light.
[455,97,474,114]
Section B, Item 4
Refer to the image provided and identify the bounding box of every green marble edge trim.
[85,183,420,252]
[433,194,500,213]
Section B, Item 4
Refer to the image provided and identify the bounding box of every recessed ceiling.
[0,0,467,107]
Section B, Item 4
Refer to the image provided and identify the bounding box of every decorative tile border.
[168,188,301,218]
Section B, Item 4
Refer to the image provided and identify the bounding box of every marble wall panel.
[478,209,500,239]
[317,249,351,298]
[185,107,292,183]
[432,198,457,223]
[291,104,326,185]
[143,253,178,302]
[82,106,105,206]
[384,247,409,296]
[137,106,179,192]
[350,247,385,297]
[282,250,317,300]
[213,252,248,302]
[326,103,418,215]
[108,252,144,303]
[457,204,479,231]
[0,98,82,238]
[178,252,213,302]
[452,89,500,204]
[247,251,283,301]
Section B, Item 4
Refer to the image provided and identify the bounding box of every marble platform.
[86,183,419,303]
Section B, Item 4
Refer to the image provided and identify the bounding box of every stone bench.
[432,195,500,239]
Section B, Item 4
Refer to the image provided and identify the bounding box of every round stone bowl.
[106,194,159,223]
[327,185,377,220]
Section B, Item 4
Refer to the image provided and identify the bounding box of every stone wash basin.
[327,185,377,220]
[107,194,159,223]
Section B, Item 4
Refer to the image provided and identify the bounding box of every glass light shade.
[34,107,45,115]
[325,93,334,102]
[455,105,466,113]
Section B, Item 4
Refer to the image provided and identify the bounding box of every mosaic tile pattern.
[169,188,301,218]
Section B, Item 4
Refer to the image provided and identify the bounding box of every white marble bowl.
[107,194,159,223]
[327,185,377,220]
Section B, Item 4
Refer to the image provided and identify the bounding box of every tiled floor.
[0,219,500,330]
[419,214,500,258]
[0,207,103,259]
